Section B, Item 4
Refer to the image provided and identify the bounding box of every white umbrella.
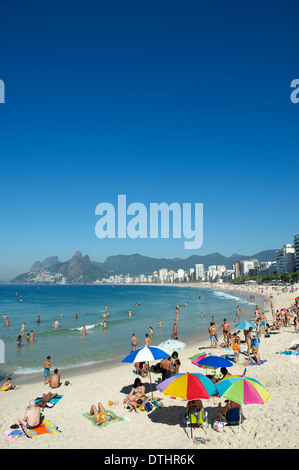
[122,346,171,398]
[157,339,186,353]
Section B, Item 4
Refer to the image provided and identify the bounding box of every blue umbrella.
[234,321,256,330]
[195,355,233,370]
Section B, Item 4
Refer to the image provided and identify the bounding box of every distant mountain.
[30,256,60,272]
[10,249,278,284]
[97,250,277,277]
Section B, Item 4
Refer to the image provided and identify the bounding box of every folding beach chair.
[184,409,208,438]
[224,406,242,434]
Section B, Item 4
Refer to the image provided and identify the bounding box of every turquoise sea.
[0,284,257,381]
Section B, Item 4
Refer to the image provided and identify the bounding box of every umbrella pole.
[189,411,193,439]
[148,361,154,399]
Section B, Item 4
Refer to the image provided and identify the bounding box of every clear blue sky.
[0,1,298,279]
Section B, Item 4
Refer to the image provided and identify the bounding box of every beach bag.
[144,401,154,412]
[213,420,224,433]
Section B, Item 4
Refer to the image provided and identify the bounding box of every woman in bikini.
[88,401,114,425]
[125,378,146,413]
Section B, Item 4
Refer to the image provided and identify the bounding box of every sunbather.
[88,401,115,425]
[36,391,58,409]
[18,400,42,429]
[125,378,146,413]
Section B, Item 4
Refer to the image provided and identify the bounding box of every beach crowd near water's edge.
[1,282,299,449]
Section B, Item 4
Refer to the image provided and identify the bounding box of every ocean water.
[0,284,257,379]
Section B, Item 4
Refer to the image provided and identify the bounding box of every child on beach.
[233,339,240,363]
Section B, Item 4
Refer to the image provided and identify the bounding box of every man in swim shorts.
[208,322,218,349]
[43,356,51,385]
[131,333,138,351]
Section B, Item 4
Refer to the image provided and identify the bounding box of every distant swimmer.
[149,326,153,338]
[135,303,140,306]
[75,313,78,320]
[82,325,86,336]
[3,314,7,319]
[128,310,132,317]
[17,335,22,347]
[200,312,203,319]
[52,320,59,329]
[21,322,25,333]
[30,330,35,343]
[5,318,10,327]
[37,316,41,323]
[19,296,23,302]
[158,319,161,328]
[60,312,63,318]
[26,333,30,344]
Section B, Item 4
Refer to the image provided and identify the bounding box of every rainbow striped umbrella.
[215,375,271,405]
[156,372,216,400]
[189,352,210,363]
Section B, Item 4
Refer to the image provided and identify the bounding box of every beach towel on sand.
[35,395,63,408]
[21,419,60,438]
[3,428,27,442]
[83,411,124,427]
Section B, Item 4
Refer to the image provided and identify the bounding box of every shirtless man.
[161,357,172,381]
[219,318,230,341]
[50,368,61,389]
[208,322,218,349]
[30,330,35,343]
[43,356,51,385]
[36,392,58,409]
[145,333,151,346]
[131,333,138,351]
[18,400,41,429]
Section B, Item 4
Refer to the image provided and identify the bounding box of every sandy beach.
[1,284,299,450]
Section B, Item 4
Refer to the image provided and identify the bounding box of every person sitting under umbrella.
[216,399,240,420]
[186,399,205,428]
[125,378,147,413]
[186,399,203,414]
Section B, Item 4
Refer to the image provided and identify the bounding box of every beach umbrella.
[121,346,170,399]
[215,375,271,405]
[195,355,234,371]
[156,372,216,399]
[157,339,186,353]
[156,372,216,438]
[190,353,210,365]
[234,321,256,330]
[189,352,210,361]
